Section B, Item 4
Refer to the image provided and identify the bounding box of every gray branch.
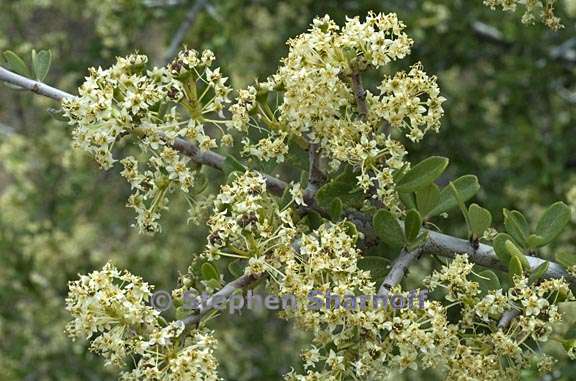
[303,143,325,202]
[162,0,208,65]
[181,273,261,327]
[350,72,368,120]
[378,249,421,295]
[0,66,73,101]
[498,309,521,330]
[422,230,573,286]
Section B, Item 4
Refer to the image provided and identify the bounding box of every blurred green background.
[1,0,576,379]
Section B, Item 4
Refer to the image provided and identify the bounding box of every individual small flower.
[289,182,306,206]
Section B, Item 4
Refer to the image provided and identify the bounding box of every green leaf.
[227,260,243,278]
[299,170,309,189]
[201,262,220,282]
[508,255,524,282]
[2,50,30,77]
[449,181,471,231]
[468,203,492,238]
[503,209,529,245]
[505,240,530,271]
[428,175,480,217]
[530,201,571,248]
[528,261,549,284]
[404,209,422,243]
[526,234,544,249]
[316,166,363,208]
[341,221,359,244]
[493,233,513,265]
[406,231,429,251]
[373,209,405,248]
[473,270,501,293]
[555,250,576,268]
[415,183,440,217]
[358,256,390,284]
[396,156,449,193]
[222,155,246,175]
[328,197,343,220]
[32,49,52,81]
[304,210,324,230]
[399,191,416,210]
[365,241,402,259]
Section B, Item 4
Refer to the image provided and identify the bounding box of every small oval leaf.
[468,203,492,238]
[201,262,220,282]
[528,261,549,284]
[503,209,529,245]
[428,175,480,217]
[404,209,422,243]
[415,183,440,217]
[2,50,31,77]
[396,156,449,193]
[32,49,52,81]
[533,201,571,247]
[373,209,405,248]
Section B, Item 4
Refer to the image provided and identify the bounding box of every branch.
[498,309,520,330]
[2,67,575,289]
[162,0,208,65]
[378,249,421,295]
[0,66,73,101]
[422,230,572,282]
[350,72,368,120]
[303,143,325,202]
[0,67,290,197]
[180,273,261,327]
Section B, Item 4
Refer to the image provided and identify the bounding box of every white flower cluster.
[66,263,220,380]
[484,0,562,30]
[425,255,574,379]
[231,13,445,211]
[276,224,452,379]
[63,51,232,233]
[203,171,296,266]
[65,262,159,367]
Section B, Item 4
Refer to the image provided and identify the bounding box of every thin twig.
[162,0,208,65]
[378,249,421,295]
[498,309,521,330]
[303,143,325,203]
[0,66,72,101]
[350,72,368,120]
[181,273,261,326]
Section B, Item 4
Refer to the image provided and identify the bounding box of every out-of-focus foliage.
[2,0,576,380]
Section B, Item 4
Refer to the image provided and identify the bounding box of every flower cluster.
[270,223,451,380]
[270,248,574,380]
[424,255,574,379]
[203,171,297,267]
[484,0,562,30]
[63,51,232,233]
[230,13,445,212]
[66,263,220,380]
[65,262,161,367]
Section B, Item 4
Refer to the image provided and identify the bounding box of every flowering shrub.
[2,3,576,381]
